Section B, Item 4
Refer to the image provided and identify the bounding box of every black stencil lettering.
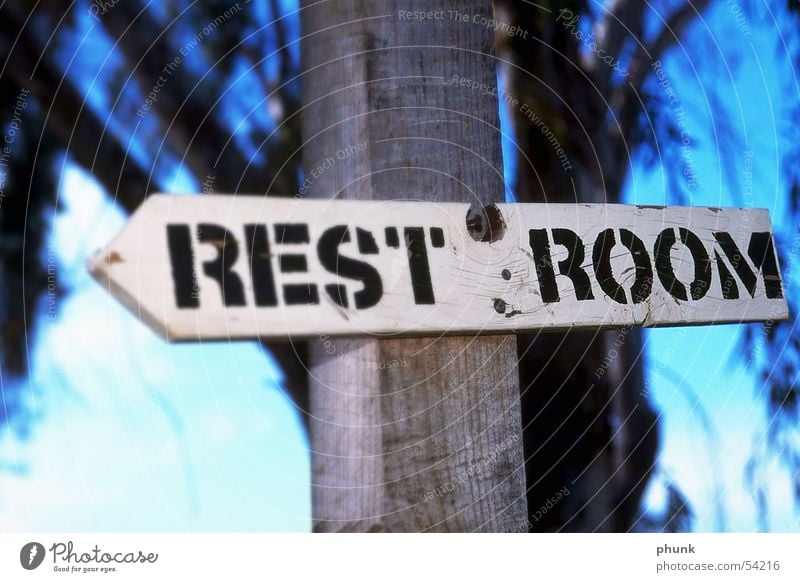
[430,227,445,248]
[274,224,310,244]
[317,226,383,309]
[654,229,687,301]
[552,228,595,301]
[356,228,379,255]
[655,228,711,301]
[385,227,399,249]
[197,224,246,307]
[529,229,559,303]
[244,224,278,307]
[713,231,783,299]
[748,232,783,299]
[592,229,627,304]
[166,224,199,309]
[713,231,756,297]
[283,284,319,305]
[680,228,712,300]
[279,254,308,273]
[404,227,435,305]
[618,229,654,303]
[325,284,349,308]
[716,254,739,299]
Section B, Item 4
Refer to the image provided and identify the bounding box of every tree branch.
[599,0,648,93]
[618,0,711,114]
[0,6,153,213]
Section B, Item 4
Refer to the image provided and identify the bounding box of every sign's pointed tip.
[85,246,178,343]
[86,247,122,284]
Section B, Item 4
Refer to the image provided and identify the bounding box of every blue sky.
[623,2,798,532]
[0,172,310,531]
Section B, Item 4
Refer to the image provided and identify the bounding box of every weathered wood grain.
[88,198,788,339]
[300,0,527,531]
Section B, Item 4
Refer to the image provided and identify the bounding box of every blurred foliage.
[0,0,304,432]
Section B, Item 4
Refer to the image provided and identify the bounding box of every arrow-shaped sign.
[88,195,788,341]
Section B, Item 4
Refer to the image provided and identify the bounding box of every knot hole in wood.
[466,203,506,243]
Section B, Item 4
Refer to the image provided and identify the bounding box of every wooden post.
[300,1,528,531]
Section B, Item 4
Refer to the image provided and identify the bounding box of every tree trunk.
[494,0,660,532]
[300,0,527,532]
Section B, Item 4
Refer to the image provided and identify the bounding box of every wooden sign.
[88,195,788,340]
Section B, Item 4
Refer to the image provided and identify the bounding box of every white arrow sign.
[88,195,788,341]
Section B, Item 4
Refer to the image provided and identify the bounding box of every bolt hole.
[466,203,506,243]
